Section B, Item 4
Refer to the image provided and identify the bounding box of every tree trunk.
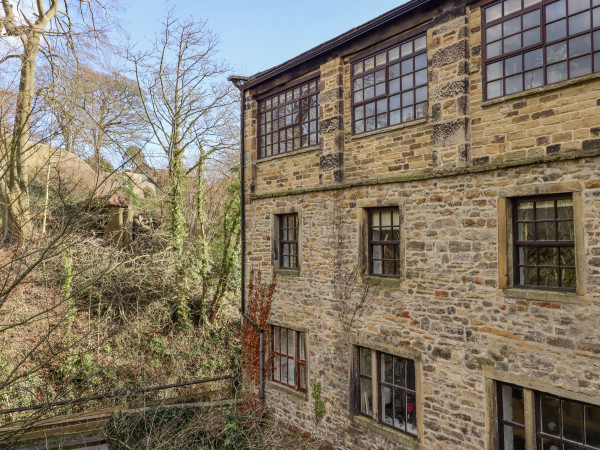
[5,34,41,243]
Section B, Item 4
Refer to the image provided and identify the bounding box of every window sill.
[256,145,320,164]
[353,415,419,449]
[361,274,404,287]
[267,380,308,400]
[481,71,600,107]
[273,268,300,277]
[500,288,589,305]
[349,118,428,141]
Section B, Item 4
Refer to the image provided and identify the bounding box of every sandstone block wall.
[242,1,600,448]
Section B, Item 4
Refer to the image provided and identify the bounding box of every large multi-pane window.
[279,214,298,269]
[512,195,575,291]
[272,326,307,392]
[258,78,320,159]
[368,208,401,277]
[351,34,428,134]
[356,348,417,438]
[497,382,600,449]
[483,0,600,99]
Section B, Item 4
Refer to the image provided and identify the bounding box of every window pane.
[560,246,575,266]
[504,425,527,450]
[518,201,535,220]
[281,355,287,383]
[414,35,427,51]
[525,68,544,88]
[523,27,541,46]
[274,355,280,381]
[488,79,504,98]
[547,61,568,83]
[288,330,296,359]
[547,41,568,63]
[570,34,592,58]
[523,266,537,285]
[585,404,600,446]
[504,34,522,53]
[501,385,525,424]
[281,328,287,354]
[401,41,413,57]
[390,110,401,125]
[505,0,522,15]
[393,357,406,387]
[389,78,401,94]
[415,86,428,103]
[539,247,558,265]
[488,41,503,58]
[389,47,400,61]
[361,377,373,416]
[519,246,538,265]
[518,222,534,240]
[299,365,306,390]
[373,260,382,274]
[488,23,503,41]
[524,9,540,28]
[504,16,522,35]
[506,74,524,94]
[570,0,590,14]
[382,353,394,383]
[389,62,400,78]
[562,399,584,443]
[487,3,503,22]
[546,0,567,22]
[299,332,306,360]
[562,268,576,287]
[571,55,593,77]
[415,53,427,70]
[394,388,406,431]
[537,222,556,240]
[568,11,591,35]
[505,55,522,75]
[288,357,296,387]
[488,61,504,79]
[360,348,372,375]
[381,385,393,425]
[540,267,559,286]
[406,392,417,435]
[547,19,567,41]
[406,359,416,390]
[402,58,413,75]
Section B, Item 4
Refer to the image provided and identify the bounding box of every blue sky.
[121,1,406,76]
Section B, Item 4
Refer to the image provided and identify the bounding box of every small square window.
[512,195,575,291]
[272,326,307,392]
[368,208,401,277]
[279,213,299,269]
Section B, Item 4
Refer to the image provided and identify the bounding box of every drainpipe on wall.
[229,76,265,406]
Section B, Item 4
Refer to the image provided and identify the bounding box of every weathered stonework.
[238,1,600,449]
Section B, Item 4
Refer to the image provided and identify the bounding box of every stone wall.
[242,1,600,449]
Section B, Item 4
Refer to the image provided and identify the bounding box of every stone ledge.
[361,274,404,287]
[500,288,589,305]
[255,145,320,164]
[349,118,428,141]
[481,71,600,107]
[273,268,301,277]
[353,415,419,449]
[251,148,600,200]
[266,381,308,401]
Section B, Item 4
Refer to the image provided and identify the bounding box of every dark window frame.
[482,0,600,100]
[511,194,576,292]
[535,391,600,449]
[350,30,428,135]
[495,381,600,449]
[355,348,418,438]
[279,213,299,270]
[257,76,320,159]
[497,382,527,449]
[357,347,374,418]
[368,207,401,278]
[271,326,307,393]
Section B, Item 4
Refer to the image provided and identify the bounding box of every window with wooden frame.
[278,213,298,270]
[272,326,306,392]
[496,381,600,449]
[258,78,320,159]
[483,0,600,100]
[351,34,428,134]
[356,348,417,437]
[512,194,575,291]
[368,208,401,277]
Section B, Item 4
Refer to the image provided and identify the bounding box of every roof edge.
[242,0,436,91]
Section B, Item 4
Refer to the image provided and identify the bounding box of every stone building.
[231,0,600,448]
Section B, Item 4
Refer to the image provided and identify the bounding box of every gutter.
[229,75,265,406]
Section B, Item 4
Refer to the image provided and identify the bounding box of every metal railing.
[0,373,237,416]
